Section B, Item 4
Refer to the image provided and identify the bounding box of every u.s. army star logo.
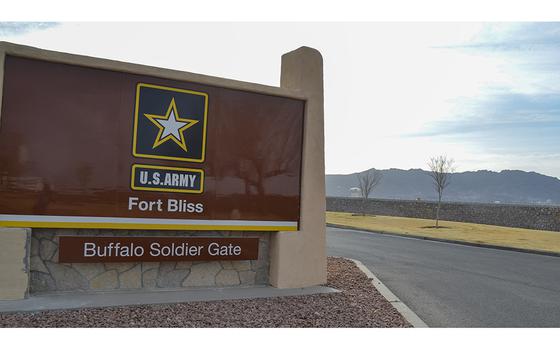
[132,83,208,163]
[144,97,198,152]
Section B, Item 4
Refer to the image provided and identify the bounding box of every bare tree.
[356,169,383,215]
[427,155,455,228]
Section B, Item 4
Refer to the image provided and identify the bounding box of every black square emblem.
[132,83,208,162]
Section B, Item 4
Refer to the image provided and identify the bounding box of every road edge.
[328,223,560,258]
[345,257,428,328]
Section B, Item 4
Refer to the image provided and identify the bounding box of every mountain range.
[326,168,560,205]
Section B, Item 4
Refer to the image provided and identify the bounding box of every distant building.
[349,187,361,198]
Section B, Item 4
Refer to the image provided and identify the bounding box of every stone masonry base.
[29,229,270,294]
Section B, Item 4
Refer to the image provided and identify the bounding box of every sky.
[1,22,560,177]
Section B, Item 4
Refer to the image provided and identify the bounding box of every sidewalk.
[0,285,338,313]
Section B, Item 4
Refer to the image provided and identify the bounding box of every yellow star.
[144,98,199,152]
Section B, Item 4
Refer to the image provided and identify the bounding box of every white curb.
[346,258,428,328]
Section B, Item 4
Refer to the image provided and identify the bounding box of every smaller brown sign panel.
[59,236,259,263]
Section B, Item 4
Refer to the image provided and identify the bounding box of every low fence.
[327,197,560,232]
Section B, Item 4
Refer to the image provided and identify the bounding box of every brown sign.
[0,53,305,231]
[58,236,259,263]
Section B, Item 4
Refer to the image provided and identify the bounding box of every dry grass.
[327,211,560,254]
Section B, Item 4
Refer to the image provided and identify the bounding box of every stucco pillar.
[0,228,30,300]
[269,46,327,288]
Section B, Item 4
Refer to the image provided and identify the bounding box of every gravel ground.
[0,257,411,327]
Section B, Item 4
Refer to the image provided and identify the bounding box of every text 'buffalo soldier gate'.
[0,42,326,300]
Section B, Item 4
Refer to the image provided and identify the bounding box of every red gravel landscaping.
[0,257,411,327]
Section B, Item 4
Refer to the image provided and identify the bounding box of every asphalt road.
[327,227,560,327]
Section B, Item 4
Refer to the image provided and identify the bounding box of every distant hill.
[326,168,560,205]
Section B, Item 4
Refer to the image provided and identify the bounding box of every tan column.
[269,47,327,288]
[0,228,30,300]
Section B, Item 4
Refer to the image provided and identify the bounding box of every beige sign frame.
[0,42,326,296]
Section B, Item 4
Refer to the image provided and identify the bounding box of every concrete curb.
[0,285,339,314]
[345,257,428,328]
[328,223,560,258]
